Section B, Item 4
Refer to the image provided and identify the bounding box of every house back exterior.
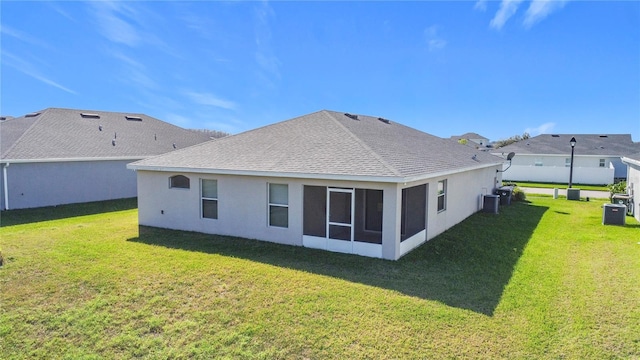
[129,110,505,260]
[0,108,213,210]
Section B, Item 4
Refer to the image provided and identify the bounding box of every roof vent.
[25,112,41,118]
[173,143,177,149]
[599,135,608,138]
[99,125,103,131]
[154,134,157,141]
[344,113,359,120]
[112,139,116,146]
[125,115,143,121]
[378,117,390,124]
[114,132,117,139]
[81,113,100,119]
[551,134,559,137]
[0,117,6,121]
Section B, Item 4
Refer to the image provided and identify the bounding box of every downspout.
[3,163,9,210]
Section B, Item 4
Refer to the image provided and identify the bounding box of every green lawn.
[1,197,639,359]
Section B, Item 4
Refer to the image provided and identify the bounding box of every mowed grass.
[1,197,639,359]
[504,181,609,191]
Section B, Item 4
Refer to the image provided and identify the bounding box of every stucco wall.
[1,160,138,210]
[137,165,501,260]
[626,162,640,222]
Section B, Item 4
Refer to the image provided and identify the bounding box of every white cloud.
[523,0,569,28]
[0,25,52,49]
[474,0,488,12]
[253,2,281,86]
[424,25,447,52]
[184,91,237,110]
[90,2,141,47]
[2,51,76,95]
[490,0,524,30]
[525,122,556,136]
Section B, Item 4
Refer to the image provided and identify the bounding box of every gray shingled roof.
[623,152,640,162]
[130,110,503,181]
[1,108,212,161]
[451,132,487,140]
[495,134,639,156]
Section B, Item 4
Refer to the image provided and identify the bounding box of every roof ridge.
[1,108,50,159]
[321,110,402,177]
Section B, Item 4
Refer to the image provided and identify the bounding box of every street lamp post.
[568,137,576,188]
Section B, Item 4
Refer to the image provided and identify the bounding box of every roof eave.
[1,156,146,164]
[127,162,503,184]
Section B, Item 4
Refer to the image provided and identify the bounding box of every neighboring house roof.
[494,134,639,156]
[451,132,488,141]
[130,110,503,182]
[1,108,213,162]
[622,152,640,166]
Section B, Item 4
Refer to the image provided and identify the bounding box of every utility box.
[483,195,499,214]
[567,188,581,201]
[603,203,626,225]
[495,186,514,205]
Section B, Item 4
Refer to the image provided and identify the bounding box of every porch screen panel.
[401,184,426,241]
[354,189,383,244]
[303,186,326,237]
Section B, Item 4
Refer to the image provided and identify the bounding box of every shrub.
[607,181,627,202]
[512,187,526,202]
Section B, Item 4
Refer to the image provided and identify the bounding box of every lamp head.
[570,137,576,148]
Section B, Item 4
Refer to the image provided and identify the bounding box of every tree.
[494,132,530,148]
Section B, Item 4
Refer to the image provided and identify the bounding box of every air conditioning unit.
[603,203,626,225]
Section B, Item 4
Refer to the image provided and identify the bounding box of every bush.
[607,181,627,202]
[512,187,527,202]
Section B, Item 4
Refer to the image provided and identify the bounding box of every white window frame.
[201,179,218,220]
[565,158,571,168]
[535,158,543,167]
[437,180,447,212]
[268,183,289,228]
[599,159,606,168]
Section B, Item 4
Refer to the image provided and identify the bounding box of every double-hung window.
[565,158,571,167]
[268,183,288,228]
[437,180,447,212]
[599,159,606,168]
[201,179,218,219]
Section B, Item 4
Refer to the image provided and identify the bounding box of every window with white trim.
[201,179,218,219]
[599,159,606,168]
[169,175,190,189]
[535,158,543,166]
[565,158,571,167]
[268,183,288,228]
[437,180,447,212]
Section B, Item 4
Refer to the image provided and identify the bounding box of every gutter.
[0,156,145,164]
[3,163,8,210]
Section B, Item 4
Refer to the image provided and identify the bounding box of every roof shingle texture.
[133,110,503,179]
[1,108,212,160]
[495,134,639,156]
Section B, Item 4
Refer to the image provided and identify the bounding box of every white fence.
[502,165,614,185]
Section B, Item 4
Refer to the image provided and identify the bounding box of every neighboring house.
[492,134,639,185]
[621,152,640,222]
[450,132,490,148]
[1,108,214,210]
[128,110,505,260]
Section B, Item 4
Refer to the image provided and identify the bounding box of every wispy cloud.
[488,0,568,30]
[424,25,447,52]
[525,122,556,136]
[184,91,237,110]
[523,0,569,28]
[490,0,524,30]
[2,52,76,94]
[474,0,488,12]
[90,1,141,47]
[253,1,281,86]
[0,25,52,49]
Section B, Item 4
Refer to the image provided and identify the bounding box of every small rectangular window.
[535,158,543,167]
[169,175,190,189]
[268,183,288,228]
[599,159,606,168]
[201,179,218,219]
[437,180,447,212]
[565,158,571,167]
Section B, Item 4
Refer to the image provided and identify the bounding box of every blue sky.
[1,1,639,141]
